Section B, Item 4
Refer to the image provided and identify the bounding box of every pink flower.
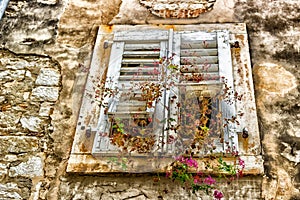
[176,156,185,163]
[166,171,172,178]
[175,156,198,168]
[203,176,216,185]
[238,158,245,168]
[186,157,198,168]
[213,190,224,200]
[193,175,202,184]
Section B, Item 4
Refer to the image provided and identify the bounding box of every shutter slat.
[108,111,152,118]
[181,49,218,56]
[119,75,158,81]
[181,40,217,49]
[122,58,159,64]
[116,101,146,106]
[180,64,219,72]
[125,43,161,50]
[181,32,217,41]
[118,81,159,89]
[116,106,147,112]
[123,51,160,57]
[181,72,220,81]
[120,67,159,73]
[98,136,111,151]
[181,56,218,64]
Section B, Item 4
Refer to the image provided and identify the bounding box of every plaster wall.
[0,0,299,199]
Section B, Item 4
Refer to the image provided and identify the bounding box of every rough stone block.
[0,136,39,154]
[139,0,216,18]
[0,183,22,200]
[0,70,25,82]
[39,102,54,117]
[20,116,43,132]
[0,96,4,103]
[9,156,43,178]
[35,68,60,86]
[0,112,22,133]
[5,61,28,70]
[37,0,58,5]
[281,142,300,165]
[0,163,7,180]
[31,86,59,102]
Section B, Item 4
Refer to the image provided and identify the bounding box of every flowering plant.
[96,50,247,199]
[166,155,245,199]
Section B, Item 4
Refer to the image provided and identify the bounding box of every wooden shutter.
[166,30,237,156]
[92,30,169,156]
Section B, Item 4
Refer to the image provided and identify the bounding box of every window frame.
[67,24,263,174]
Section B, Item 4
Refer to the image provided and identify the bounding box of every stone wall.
[0,0,299,199]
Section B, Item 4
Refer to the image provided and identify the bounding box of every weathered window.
[67,24,263,174]
[92,28,238,157]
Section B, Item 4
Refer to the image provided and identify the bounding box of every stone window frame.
[67,24,263,174]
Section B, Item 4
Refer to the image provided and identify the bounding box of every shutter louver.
[92,30,169,156]
[179,32,220,85]
[168,31,236,156]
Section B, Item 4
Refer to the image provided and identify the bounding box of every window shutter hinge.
[103,40,113,49]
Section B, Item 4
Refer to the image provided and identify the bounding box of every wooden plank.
[118,81,160,89]
[99,136,111,151]
[107,112,152,119]
[177,80,221,85]
[159,29,180,154]
[125,43,161,51]
[119,75,158,81]
[114,30,169,41]
[180,72,220,81]
[180,64,219,72]
[181,56,218,64]
[120,67,159,73]
[181,40,217,49]
[122,58,159,64]
[181,32,217,41]
[180,49,218,56]
[115,106,147,112]
[115,100,146,106]
[92,41,125,154]
[123,51,160,57]
[217,31,238,153]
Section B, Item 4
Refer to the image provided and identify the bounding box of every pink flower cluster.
[238,157,245,168]
[176,156,198,168]
[203,175,216,185]
[237,157,245,177]
[213,190,224,200]
[193,174,216,186]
